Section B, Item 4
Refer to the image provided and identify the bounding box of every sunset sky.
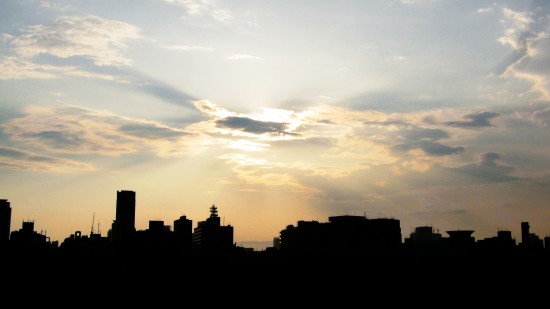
[1,0,549,243]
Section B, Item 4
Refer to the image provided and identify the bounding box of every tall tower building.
[174,215,193,250]
[0,199,11,244]
[521,222,530,246]
[113,190,136,243]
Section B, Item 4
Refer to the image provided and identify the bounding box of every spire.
[210,204,218,218]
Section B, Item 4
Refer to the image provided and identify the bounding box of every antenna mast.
[90,212,95,235]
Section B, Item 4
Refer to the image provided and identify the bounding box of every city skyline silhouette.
[2,190,549,260]
[2,2,550,261]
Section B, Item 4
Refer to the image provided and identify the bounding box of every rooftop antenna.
[97,222,101,235]
[90,212,95,235]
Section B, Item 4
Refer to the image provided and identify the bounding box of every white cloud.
[39,0,73,12]
[497,7,550,100]
[498,8,534,51]
[165,0,233,22]
[4,15,141,66]
[226,54,260,60]
[162,44,213,52]
[477,7,494,14]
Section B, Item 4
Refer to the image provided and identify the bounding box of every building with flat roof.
[193,205,233,251]
[0,199,11,244]
[112,190,136,244]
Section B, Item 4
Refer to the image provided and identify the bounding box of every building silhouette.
[405,226,442,243]
[192,205,234,251]
[10,220,56,251]
[0,199,11,245]
[521,222,530,245]
[60,230,111,255]
[279,215,402,253]
[446,230,475,243]
[132,220,177,254]
[174,215,192,250]
[478,230,516,253]
[404,226,446,256]
[112,190,136,244]
[520,221,544,249]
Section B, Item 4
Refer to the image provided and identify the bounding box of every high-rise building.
[174,215,192,250]
[521,222,530,246]
[520,221,544,249]
[193,205,233,250]
[112,190,136,243]
[0,199,11,244]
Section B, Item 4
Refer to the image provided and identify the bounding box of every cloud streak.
[216,116,292,135]
[445,112,500,128]
[2,105,193,157]
[393,141,465,156]
[0,146,93,172]
[0,57,116,80]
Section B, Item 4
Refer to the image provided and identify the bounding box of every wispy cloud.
[3,15,141,66]
[226,54,260,60]
[161,44,213,52]
[0,146,93,172]
[165,0,233,22]
[393,141,465,157]
[2,105,193,157]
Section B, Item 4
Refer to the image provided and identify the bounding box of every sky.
[1,0,549,244]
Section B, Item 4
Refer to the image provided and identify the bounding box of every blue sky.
[1,0,549,242]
